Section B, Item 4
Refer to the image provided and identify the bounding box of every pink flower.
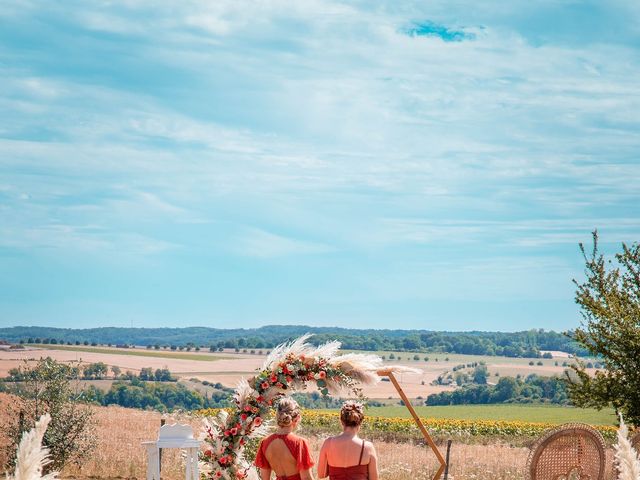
[224,430,231,437]
[230,427,238,436]
[204,450,213,457]
[244,405,252,412]
[254,417,263,427]
[318,370,327,379]
[240,413,247,421]
[261,381,269,390]
[270,374,278,383]
[215,472,223,478]
[219,457,228,465]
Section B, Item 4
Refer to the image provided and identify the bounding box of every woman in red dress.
[255,398,315,480]
[317,402,378,480]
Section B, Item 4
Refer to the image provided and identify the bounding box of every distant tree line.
[1,325,591,358]
[426,374,569,406]
[6,361,176,382]
[84,380,232,411]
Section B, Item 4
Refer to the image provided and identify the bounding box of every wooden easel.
[377,369,447,480]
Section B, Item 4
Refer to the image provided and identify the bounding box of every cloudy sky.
[1,1,639,331]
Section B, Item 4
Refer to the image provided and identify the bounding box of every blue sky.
[1,1,639,332]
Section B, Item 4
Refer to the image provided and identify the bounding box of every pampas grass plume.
[615,413,640,480]
[10,414,58,480]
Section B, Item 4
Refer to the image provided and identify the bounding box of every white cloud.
[233,228,334,258]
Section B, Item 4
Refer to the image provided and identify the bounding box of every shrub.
[3,358,96,471]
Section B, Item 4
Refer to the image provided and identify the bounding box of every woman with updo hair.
[255,398,315,480]
[317,401,378,480]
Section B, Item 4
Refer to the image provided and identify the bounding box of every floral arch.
[200,335,446,480]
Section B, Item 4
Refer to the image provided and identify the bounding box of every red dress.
[328,440,369,480]
[255,433,315,480]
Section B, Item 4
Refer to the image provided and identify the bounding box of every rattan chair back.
[525,423,606,480]
[632,431,640,454]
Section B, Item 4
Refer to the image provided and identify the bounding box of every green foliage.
[82,362,108,379]
[426,374,569,406]
[472,364,488,384]
[567,231,640,425]
[290,392,383,409]
[92,381,232,411]
[3,358,96,471]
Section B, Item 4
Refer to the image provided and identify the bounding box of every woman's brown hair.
[340,401,365,427]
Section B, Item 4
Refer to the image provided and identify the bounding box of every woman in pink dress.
[317,402,378,480]
[255,398,315,480]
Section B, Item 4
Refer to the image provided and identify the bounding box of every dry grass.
[61,406,198,480]
[0,395,618,480]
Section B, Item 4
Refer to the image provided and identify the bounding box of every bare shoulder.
[364,440,377,454]
[320,436,333,448]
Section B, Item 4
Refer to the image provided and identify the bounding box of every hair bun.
[340,401,365,427]
[276,397,301,427]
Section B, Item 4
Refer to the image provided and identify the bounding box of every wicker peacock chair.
[525,423,606,480]
[632,430,640,454]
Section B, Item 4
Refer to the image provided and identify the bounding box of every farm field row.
[364,404,617,425]
[24,344,232,361]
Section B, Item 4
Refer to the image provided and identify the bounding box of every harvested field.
[0,348,454,399]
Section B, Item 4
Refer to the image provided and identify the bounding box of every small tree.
[566,231,640,425]
[4,358,95,471]
[472,364,488,384]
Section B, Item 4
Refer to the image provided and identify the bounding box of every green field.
[366,404,616,425]
[28,344,230,362]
